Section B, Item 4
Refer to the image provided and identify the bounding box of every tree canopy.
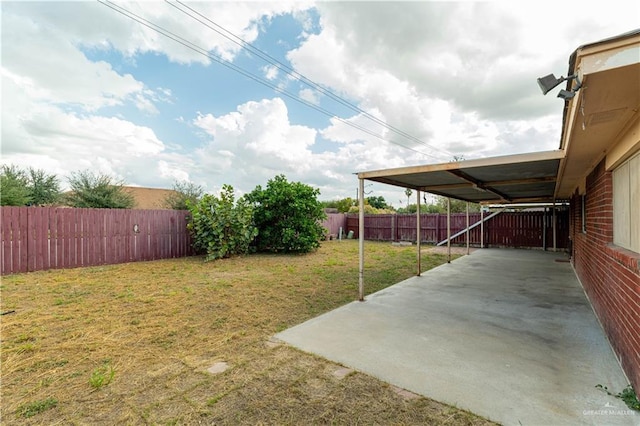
[64,170,134,209]
[163,180,204,210]
[246,175,326,253]
[27,167,61,206]
[0,165,61,206]
[0,165,30,206]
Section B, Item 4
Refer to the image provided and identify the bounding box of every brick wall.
[570,159,640,393]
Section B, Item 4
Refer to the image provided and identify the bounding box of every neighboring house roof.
[124,186,178,210]
[357,29,640,205]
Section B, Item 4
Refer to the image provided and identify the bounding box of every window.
[612,151,639,253]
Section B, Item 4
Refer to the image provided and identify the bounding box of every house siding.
[570,158,640,393]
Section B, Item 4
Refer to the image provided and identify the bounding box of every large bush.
[246,175,326,253]
[65,170,134,209]
[187,185,257,261]
[0,165,30,206]
[0,165,61,206]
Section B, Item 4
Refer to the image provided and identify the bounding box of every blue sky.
[2,1,639,207]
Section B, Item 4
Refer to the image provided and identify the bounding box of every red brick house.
[560,30,640,393]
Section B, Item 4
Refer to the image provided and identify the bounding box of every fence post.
[358,178,365,301]
[416,190,421,276]
[447,198,451,263]
[466,202,470,255]
[552,201,557,252]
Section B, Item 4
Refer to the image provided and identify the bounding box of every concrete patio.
[275,248,638,425]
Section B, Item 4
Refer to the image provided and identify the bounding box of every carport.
[355,149,567,300]
[275,149,638,425]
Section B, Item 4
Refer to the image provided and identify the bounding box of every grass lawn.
[1,240,496,425]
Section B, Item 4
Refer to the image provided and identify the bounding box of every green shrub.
[187,185,257,261]
[246,175,326,253]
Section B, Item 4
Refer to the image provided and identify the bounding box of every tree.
[397,203,443,214]
[435,196,480,213]
[186,184,257,261]
[0,165,30,206]
[321,197,355,213]
[404,188,413,207]
[65,170,135,209]
[366,195,391,210]
[246,175,326,253]
[27,167,61,206]
[163,180,204,210]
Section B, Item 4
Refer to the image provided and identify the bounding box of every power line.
[97,0,448,160]
[166,0,454,160]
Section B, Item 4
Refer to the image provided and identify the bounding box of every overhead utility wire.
[167,0,454,160]
[98,0,441,159]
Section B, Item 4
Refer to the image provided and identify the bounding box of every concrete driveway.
[275,249,638,426]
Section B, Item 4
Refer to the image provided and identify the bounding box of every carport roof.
[357,150,565,204]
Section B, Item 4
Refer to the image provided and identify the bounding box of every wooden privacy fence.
[321,213,348,237]
[342,210,569,249]
[1,207,193,275]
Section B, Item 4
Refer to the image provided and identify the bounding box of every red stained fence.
[322,213,348,237]
[1,207,193,275]
[341,210,569,249]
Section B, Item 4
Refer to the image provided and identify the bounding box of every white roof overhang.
[358,150,565,204]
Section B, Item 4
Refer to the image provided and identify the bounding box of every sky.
[2,1,639,207]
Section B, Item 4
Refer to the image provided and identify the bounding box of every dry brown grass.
[1,241,496,425]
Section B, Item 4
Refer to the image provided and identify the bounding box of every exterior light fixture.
[537,73,581,101]
[557,89,576,100]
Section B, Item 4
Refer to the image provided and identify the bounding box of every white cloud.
[193,98,317,182]
[263,65,279,80]
[287,1,640,160]
[1,74,191,191]
[1,11,144,112]
[191,97,431,202]
[299,88,320,105]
